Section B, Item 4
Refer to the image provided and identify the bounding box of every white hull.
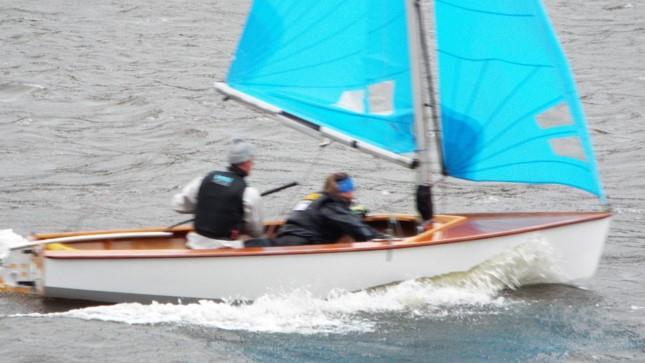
[38,214,609,303]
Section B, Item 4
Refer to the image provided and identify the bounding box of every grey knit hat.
[227,138,256,164]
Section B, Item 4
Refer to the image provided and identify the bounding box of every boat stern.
[0,246,43,295]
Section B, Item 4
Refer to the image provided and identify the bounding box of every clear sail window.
[549,136,586,161]
[368,80,394,115]
[536,102,574,129]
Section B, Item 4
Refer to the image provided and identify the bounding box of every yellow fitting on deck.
[45,243,77,251]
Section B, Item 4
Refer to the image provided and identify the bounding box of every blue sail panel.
[226,0,416,155]
[435,0,605,199]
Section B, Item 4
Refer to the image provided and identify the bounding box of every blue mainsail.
[225,0,417,158]
[435,0,605,199]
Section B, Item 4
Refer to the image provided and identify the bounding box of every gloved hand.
[350,204,369,218]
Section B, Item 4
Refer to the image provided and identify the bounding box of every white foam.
[23,293,375,335]
[0,229,29,259]
[21,284,504,335]
[15,237,560,334]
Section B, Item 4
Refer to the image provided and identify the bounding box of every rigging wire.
[271,138,330,220]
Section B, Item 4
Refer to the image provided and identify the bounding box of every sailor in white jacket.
[172,139,264,249]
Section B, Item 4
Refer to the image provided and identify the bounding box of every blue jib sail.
[435,0,605,199]
[226,0,416,156]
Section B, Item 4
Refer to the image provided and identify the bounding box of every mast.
[405,0,432,186]
[406,0,436,221]
[414,0,446,176]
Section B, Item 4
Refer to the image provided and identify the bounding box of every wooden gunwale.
[32,214,419,240]
[43,212,610,260]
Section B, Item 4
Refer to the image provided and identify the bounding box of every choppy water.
[1,0,644,361]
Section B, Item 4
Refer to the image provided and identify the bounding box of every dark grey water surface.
[1,0,644,361]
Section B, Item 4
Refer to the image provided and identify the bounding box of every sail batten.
[233,68,409,89]
[436,1,535,18]
[438,50,554,68]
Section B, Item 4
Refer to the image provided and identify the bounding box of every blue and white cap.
[228,138,256,164]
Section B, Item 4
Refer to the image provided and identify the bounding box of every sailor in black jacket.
[274,173,382,246]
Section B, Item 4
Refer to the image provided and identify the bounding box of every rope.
[432,175,448,214]
[263,140,328,238]
[273,139,329,219]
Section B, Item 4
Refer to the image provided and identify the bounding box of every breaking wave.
[14,237,561,334]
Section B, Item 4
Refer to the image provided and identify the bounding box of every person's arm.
[171,176,202,213]
[320,203,379,242]
[242,187,264,237]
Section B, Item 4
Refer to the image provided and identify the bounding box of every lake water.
[1,0,644,361]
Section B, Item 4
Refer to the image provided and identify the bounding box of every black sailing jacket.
[276,192,380,244]
[194,168,246,239]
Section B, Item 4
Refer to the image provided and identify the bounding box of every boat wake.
[13,237,561,335]
[0,229,29,259]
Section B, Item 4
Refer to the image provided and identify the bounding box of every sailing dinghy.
[0,0,610,303]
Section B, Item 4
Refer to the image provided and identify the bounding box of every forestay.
[435,0,605,200]
[218,0,418,167]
